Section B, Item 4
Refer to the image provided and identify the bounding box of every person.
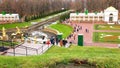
[62,39,68,47]
[60,40,63,47]
[50,36,55,45]
[73,34,76,40]
[77,29,79,32]
[55,36,59,45]
[46,40,50,46]
[43,41,46,44]
[42,36,45,40]
[85,29,87,32]
[80,26,82,30]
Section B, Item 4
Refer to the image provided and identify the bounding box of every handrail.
[6,44,52,56]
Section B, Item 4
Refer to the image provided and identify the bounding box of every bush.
[59,13,70,22]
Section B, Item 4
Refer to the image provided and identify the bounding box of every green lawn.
[0,46,120,68]
[0,22,31,30]
[94,24,120,30]
[93,32,120,43]
[50,23,73,38]
[0,10,70,30]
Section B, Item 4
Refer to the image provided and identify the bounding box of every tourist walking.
[46,40,50,46]
[55,36,59,45]
[60,40,63,47]
[62,39,68,47]
[50,36,55,45]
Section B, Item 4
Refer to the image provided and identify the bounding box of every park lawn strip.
[0,22,31,30]
[50,23,73,38]
[94,24,120,30]
[0,46,120,68]
[0,10,70,30]
[30,10,69,22]
[93,32,120,44]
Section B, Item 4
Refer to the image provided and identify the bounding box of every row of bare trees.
[0,0,120,21]
[71,0,120,12]
[0,0,71,21]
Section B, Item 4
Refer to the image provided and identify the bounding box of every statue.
[34,36,37,44]
[1,27,8,40]
[16,26,21,34]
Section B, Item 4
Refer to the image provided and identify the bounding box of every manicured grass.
[0,46,120,68]
[94,24,120,30]
[93,32,120,43]
[50,23,73,38]
[0,11,70,30]
[0,22,31,30]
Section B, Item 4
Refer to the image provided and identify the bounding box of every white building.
[70,6,119,24]
[0,14,20,24]
[104,7,118,24]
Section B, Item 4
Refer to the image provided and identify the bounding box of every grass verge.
[0,46,120,68]
[0,10,70,30]
[50,22,73,38]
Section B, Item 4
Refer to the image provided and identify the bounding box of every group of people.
[63,19,90,44]
[45,36,68,47]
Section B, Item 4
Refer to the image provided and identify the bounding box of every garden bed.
[94,24,120,30]
[93,32,120,43]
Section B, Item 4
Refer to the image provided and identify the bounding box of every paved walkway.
[67,22,93,44]
[5,43,52,56]
[66,22,118,48]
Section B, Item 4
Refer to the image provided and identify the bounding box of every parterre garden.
[94,24,120,44]
[94,24,120,30]
[93,32,120,43]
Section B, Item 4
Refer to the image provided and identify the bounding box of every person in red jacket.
[60,40,63,47]
[46,40,50,46]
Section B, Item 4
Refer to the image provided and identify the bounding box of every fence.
[6,43,52,56]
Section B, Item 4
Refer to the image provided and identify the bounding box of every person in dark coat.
[50,36,55,45]
[42,36,45,40]
[62,40,68,47]
[55,36,59,45]
[60,40,63,47]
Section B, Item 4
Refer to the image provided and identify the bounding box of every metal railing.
[6,43,52,56]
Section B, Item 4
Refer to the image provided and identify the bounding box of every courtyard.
[65,21,120,48]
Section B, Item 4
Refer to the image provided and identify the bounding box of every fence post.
[36,49,38,55]
[48,45,49,49]
[42,45,43,54]
[11,41,15,56]
[13,47,15,56]
[2,40,3,47]
[26,47,28,56]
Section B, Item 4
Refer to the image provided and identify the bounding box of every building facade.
[70,6,119,24]
[0,14,20,24]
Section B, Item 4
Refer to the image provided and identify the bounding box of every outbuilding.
[0,14,20,24]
